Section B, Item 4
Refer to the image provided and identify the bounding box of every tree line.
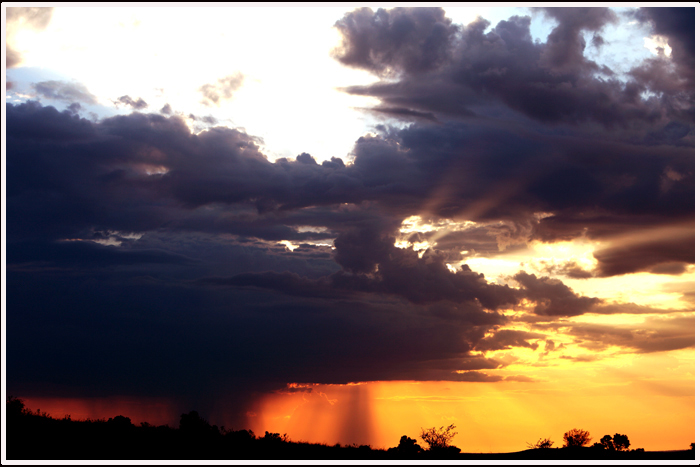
[5,397,694,460]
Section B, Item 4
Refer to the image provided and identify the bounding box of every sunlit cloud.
[643,34,672,57]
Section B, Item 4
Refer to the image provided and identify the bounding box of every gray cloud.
[32,81,98,105]
[114,95,148,110]
[199,73,244,106]
[593,234,694,277]
[513,271,601,317]
[474,329,545,351]
[333,7,458,76]
[535,7,618,74]
[334,7,692,142]
[566,315,695,354]
[535,260,594,279]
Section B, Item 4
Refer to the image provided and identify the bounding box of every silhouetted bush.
[527,437,554,449]
[563,428,591,448]
[225,428,256,445]
[420,424,458,451]
[262,431,289,443]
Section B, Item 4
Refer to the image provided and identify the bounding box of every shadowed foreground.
[5,398,695,460]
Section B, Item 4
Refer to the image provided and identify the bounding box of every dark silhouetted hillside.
[5,397,695,460]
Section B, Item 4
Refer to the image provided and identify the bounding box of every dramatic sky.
[3,5,695,453]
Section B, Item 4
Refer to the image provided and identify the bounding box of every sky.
[2,4,696,455]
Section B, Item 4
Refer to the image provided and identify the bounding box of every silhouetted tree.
[107,415,133,429]
[612,433,630,451]
[420,424,458,451]
[527,437,554,449]
[563,428,591,448]
[595,434,613,450]
[594,433,630,451]
[388,435,424,455]
[179,410,217,436]
[7,396,28,418]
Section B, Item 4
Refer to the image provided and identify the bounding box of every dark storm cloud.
[199,73,244,106]
[7,239,196,269]
[7,100,529,423]
[331,224,518,309]
[6,101,96,145]
[32,80,99,104]
[332,7,458,76]
[535,7,617,74]
[66,102,82,115]
[624,8,695,143]
[114,95,149,110]
[534,246,692,279]
[593,231,694,277]
[188,113,218,125]
[6,7,53,68]
[160,103,173,115]
[632,7,694,87]
[590,34,606,49]
[364,106,439,122]
[334,7,692,141]
[513,271,601,317]
[533,206,693,244]
[356,125,683,234]
[7,98,693,275]
[6,270,510,426]
[202,271,345,300]
[205,244,518,310]
[333,244,518,309]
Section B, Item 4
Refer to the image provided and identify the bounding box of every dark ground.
[5,401,696,461]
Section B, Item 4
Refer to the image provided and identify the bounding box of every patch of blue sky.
[6,66,124,121]
[582,7,656,81]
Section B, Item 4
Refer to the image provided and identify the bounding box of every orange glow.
[247,383,377,447]
[247,349,694,452]
[13,348,694,453]
[17,396,177,427]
